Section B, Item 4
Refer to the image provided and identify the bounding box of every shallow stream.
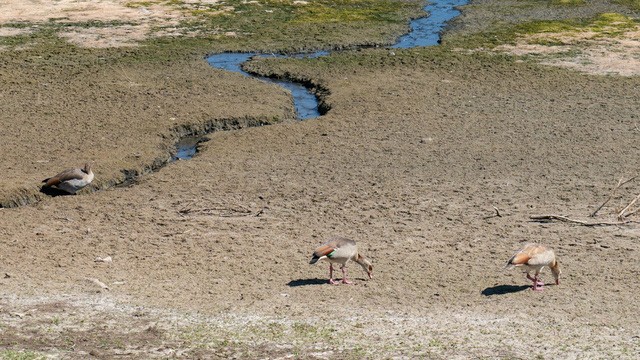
[176,0,467,159]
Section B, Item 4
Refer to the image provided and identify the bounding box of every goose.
[309,236,373,285]
[505,243,560,291]
[42,163,94,194]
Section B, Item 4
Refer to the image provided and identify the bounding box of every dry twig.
[590,176,637,217]
[530,214,635,227]
[178,204,258,217]
[483,206,502,219]
[618,193,640,220]
[622,206,640,219]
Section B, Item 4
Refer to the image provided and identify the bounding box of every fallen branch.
[590,175,637,217]
[530,214,635,227]
[178,205,257,217]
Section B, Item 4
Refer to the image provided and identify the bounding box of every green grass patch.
[2,0,424,55]
[0,351,46,360]
[153,0,423,52]
[447,12,639,49]
[518,13,638,45]
[0,25,60,49]
[292,0,417,24]
[291,321,337,342]
[550,0,585,5]
[125,1,158,8]
[50,19,139,29]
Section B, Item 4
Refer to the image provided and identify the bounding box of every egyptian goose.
[42,163,94,194]
[505,243,561,291]
[309,236,373,285]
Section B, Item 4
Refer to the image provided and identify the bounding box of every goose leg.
[531,274,544,291]
[328,264,338,285]
[341,266,353,285]
[526,273,544,289]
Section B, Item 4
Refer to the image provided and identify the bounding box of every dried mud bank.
[0,56,296,208]
[2,47,640,358]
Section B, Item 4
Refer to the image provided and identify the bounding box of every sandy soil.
[493,23,640,76]
[2,1,640,359]
[446,0,640,76]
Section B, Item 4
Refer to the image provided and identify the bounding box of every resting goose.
[309,236,373,285]
[505,243,560,291]
[42,163,94,195]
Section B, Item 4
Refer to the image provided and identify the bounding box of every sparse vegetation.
[448,12,639,50]
[443,11,640,75]
[0,351,45,360]
[551,0,585,5]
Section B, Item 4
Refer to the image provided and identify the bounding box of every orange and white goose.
[505,243,561,291]
[309,236,373,285]
[42,163,94,194]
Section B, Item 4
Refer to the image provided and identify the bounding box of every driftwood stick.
[483,206,503,219]
[590,176,637,217]
[618,193,640,220]
[530,214,633,227]
[178,205,254,217]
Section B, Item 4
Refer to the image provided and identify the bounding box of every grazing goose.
[42,163,94,194]
[309,236,373,285]
[505,243,560,291]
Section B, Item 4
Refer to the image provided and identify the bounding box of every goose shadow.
[481,284,530,296]
[287,278,329,287]
[40,186,73,197]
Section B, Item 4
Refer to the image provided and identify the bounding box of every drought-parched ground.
[1,1,640,359]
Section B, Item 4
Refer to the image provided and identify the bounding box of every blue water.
[172,136,201,161]
[177,0,466,159]
[392,0,467,49]
[206,0,466,121]
[207,51,329,120]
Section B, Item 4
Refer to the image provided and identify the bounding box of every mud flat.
[1,0,640,358]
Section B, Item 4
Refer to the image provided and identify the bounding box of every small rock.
[95,256,113,263]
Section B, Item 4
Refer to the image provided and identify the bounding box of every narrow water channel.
[206,51,328,120]
[178,0,467,158]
